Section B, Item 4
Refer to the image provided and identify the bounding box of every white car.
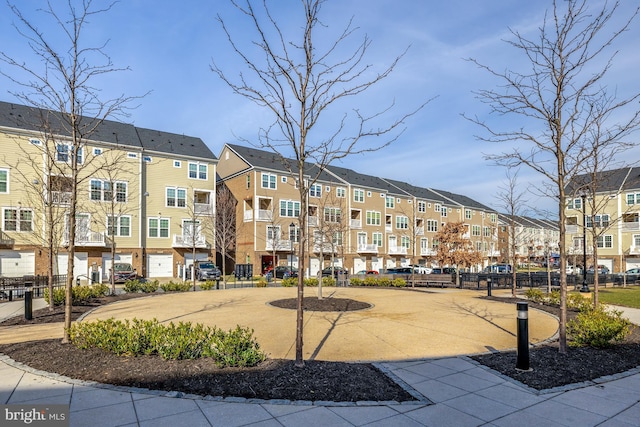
[566,266,581,274]
[410,265,432,274]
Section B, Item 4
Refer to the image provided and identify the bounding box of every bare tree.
[466,0,640,353]
[215,183,237,288]
[212,0,428,366]
[495,170,528,297]
[1,1,143,342]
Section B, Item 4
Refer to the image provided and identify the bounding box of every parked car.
[194,261,221,281]
[483,264,512,274]
[566,266,581,275]
[321,266,348,277]
[109,263,138,283]
[620,268,640,283]
[409,265,432,274]
[355,270,379,275]
[271,266,298,279]
[587,265,610,274]
[384,267,413,274]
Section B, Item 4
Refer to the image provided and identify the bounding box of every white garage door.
[147,254,173,278]
[102,253,133,282]
[371,257,382,273]
[597,259,613,271]
[56,253,88,281]
[353,257,366,273]
[0,250,35,276]
[310,257,320,277]
[626,258,640,270]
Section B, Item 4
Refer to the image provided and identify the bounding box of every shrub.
[547,290,561,305]
[524,288,545,303]
[567,305,632,348]
[349,277,362,286]
[281,277,296,287]
[567,293,592,311]
[199,280,216,291]
[363,276,378,286]
[44,284,109,306]
[160,281,191,292]
[123,279,141,293]
[391,278,407,287]
[304,278,318,287]
[68,318,266,367]
[376,277,392,287]
[256,277,268,287]
[322,277,336,287]
[140,280,159,293]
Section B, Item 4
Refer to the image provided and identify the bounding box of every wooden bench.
[411,274,454,288]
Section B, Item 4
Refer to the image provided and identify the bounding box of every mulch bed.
[0,291,639,399]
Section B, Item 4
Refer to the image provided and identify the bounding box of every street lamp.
[580,193,589,293]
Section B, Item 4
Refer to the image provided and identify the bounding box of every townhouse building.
[0,101,217,282]
[218,143,501,276]
[498,215,560,265]
[565,166,640,273]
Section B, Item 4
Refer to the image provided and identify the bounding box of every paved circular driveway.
[82,287,559,362]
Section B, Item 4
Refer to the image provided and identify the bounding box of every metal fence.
[0,275,67,301]
[459,272,622,291]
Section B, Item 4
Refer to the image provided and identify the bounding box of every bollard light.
[516,302,531,371]
[487,276,492,297]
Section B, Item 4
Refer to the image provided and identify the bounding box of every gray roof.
[429,187,496,212]
[323,164,405,195]
[565,167,639,195]
[0,101,215,160]
[381,178,449,203]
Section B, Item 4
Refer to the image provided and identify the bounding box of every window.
[354,189,364,202]
[0,169,8,193]
[597,235,613,248]
[372,232,383,247]
[465,209,472,219]
[246,175,251,189]
[366,211,381,226]
[427,219,438,232]
[483,226,491,237]
[3,208,33,232]
[574,197,582,209]
[90,180,128,202]
[435,204,441,212]
[174,160,181,168]
[634,234,640,247]
[279,200,300,217]
[30,138,41,145]
[324,207,342,223]
[166,187,187,207]
[472,225,481,236]
[267,225,280,241]
[143,156,152,163]
[290,226,300,243]
[395,215,408,229]
[401,236,410,249]
[367,191,372,197]
[93,148,102,155]
[188,162,208,180]
[148,218,169,238]
[386,196,395,209]
[418,201,426,213]
[261,173,277,189]
[281,176,287,183]
[107,215,131,237]
[127,153,137,159]
[56,144,82,164]
[490,213,497,223]
[336,187,346,198]
[421,238,428,252]
[441,207,448,217]
[310,184,322,198]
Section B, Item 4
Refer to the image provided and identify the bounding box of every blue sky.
[1,0,639,217]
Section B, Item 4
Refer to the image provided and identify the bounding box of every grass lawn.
[597,286,640,308]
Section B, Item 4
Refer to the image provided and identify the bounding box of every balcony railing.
[313,242,336,253]
[194,203,213,215]
[50,191,72,205]
[244,210,253,221]
[420,248,436,256]
[172,234,207,248]
[416,226,424,236]
[63,231,110,247]
[629,246,640,255]
[357,244,378,254]
[256,210,273,221]
[622,222,640,232]
[385,225,392,232]
[308,216,318,227]
[566,225,579,234]
[0,230,14,247]
[266,240,294,251]
[388,246,408,255]
[350,219,361,229]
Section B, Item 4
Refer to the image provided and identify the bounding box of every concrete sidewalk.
[1,288,639,426]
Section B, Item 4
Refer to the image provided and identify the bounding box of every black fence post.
[24,284,33,321]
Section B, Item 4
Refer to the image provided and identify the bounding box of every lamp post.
[580,193,589,293]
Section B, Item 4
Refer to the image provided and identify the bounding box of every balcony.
[194,203,213,215]
[416,226,424,236]
[172,234,207,248]
[420,248,436,256]
[357,244,378,254]
[629,246,640,255]
[266,240,293,251]
[244,210,253,221]
[385,225,392,233]
[308,216,318,227]
[388,246,408,255]
[566,225,579,234]
[63,231,111,247]
[622,222,640,232]
[0,230,14,247]
[313,242,336,253]
[256,210,273,221]
[50,191,72,205]
[350,219,361,229]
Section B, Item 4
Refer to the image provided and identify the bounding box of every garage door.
[597,259,613,272]
[147,254,173,278]
[353,257,366,273]
[626,258,640,270]
[0,250,35,276]
[102,253,133,282]
[310,257,320,277]
[371,257,382,273]
[56,253,88,281]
